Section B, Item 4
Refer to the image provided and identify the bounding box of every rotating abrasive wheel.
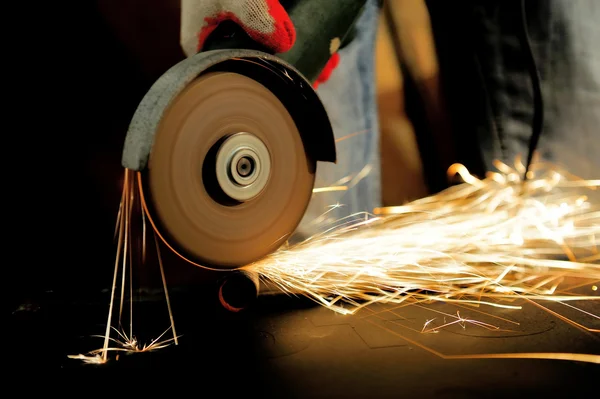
[143,71,315,269]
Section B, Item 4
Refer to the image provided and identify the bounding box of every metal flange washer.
[215,132,271,202]
[143,71,315,268]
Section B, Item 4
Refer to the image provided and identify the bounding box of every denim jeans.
[536,0,600,179]
[295,0,382,240]
[428,0,600,180]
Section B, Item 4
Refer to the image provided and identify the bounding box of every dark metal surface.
[10,289,598,396]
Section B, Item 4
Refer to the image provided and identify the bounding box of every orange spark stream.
[248,158,600,318]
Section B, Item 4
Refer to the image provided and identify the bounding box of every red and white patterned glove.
[180,0,339,88]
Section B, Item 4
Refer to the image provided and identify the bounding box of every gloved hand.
[180,0,340,88]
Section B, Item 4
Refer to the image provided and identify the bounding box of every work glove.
[180,0,340,88]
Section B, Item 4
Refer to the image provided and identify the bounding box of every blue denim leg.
[470,0,600,179]
[294,0,382,240]
[540,0,600,179]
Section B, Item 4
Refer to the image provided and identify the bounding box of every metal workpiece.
[218,269,261,312]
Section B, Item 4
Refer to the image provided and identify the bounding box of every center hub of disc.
[236,156,254,177]
[215,132,271,201]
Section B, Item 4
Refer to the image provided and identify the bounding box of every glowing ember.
[70,170,179,364]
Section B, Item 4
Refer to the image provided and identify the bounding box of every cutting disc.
[143,71,315,268]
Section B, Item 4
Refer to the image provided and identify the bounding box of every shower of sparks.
[72,155,600,365]
[247,157,600,332]
[69,169,179,364]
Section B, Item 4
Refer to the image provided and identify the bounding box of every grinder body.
[121,0,368,271]
[202,0,365,82]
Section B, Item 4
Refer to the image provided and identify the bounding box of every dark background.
[10,0,186,300]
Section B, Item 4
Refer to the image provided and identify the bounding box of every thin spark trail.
[364,317,599,364]
[313,186,348,193]
[70,169,179,364]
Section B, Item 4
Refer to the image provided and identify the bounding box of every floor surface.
[10,285,599,397]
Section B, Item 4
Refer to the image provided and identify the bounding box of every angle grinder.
[121,0,368,308]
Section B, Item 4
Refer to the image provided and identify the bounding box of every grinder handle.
[201,0,368,83]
